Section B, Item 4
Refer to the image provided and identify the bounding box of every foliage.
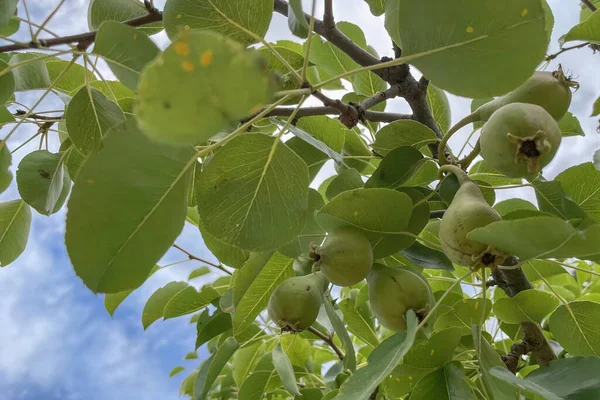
[1,0,600,399]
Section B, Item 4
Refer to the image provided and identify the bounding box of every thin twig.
[14,110,64,121]
[172,244,232,276]
[252,105,411,123]
[307,326,344,360]
[310,90,360,128]
[0,10,162,53]
[546,42,591,61]
[581,0,598,11]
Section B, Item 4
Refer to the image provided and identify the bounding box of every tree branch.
[546,42,592,61]
[172,244,232,276]
[310,90,359,128]
[359,84,402,111]
[581,0,598,12]
[307,326,344,361]
[14,109,63,121]
[492,264,557,371]
[323,0,335,30]
[0,9,162,53]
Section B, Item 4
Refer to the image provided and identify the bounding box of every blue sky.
[0,1,599,399]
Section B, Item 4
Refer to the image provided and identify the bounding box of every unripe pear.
[480,103,562,178]
[366,264,434,332]
[476,68,576,122]
[267,272,329,333]
[438,67,576,163]
[438,165,507,269]
[310,227,373,287]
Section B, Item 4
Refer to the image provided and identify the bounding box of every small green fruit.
[310,227,373,287]
[477,67,577,122]
[367,263,434,332]
[438,165,507,269]
[267,272,329,333]
[480,103,562,178]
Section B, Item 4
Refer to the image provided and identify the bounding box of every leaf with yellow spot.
[135,31,277,145]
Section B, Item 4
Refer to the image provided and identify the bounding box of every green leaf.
[104,265,160,316]
[273,342,302,396]
[197,134,309,251]
[180,370,198,396]
[232,252,295,337]
[279,189,325,258]
[364,0,385,16]
[288,0,309,38]
[493,198,537,216]
[286,137,328,182]
[334,311,418,400]
[0,141,12,194]
[365,146,424,189]
[526,356,600,398]
[558,111,585,137]
[238,370,275,400]
[325,168,364,201]
[472,325,517,400]
[9,53,51,91]
[592,96,600,117]
[142,281,189,329]
[279,119,343,165]
[595,149,600,171]
[563,9,600,44]
[0,59,15,104]
[163,285,220,319]
[93,21,160,92]
[382,364,434,398]
[65,120,196,293]
[532,177,589,221]
[163,0,273,45]
[341,127,375,173]
[493,289,559,324]
[410,361,476,400]
[185,351,198,360]
[549,301,600,356]
[232,252,273,307]
[136,32,275,145]
[403,328,463,369]
[338,298,379,347]
[170,366,185,377]
[323,293,357,372]
[489,367,562,400]
[189,266,211,280]
[296,116,346,154]
[232,341,264,386]
[65,87,126,154]
[16,150,71,215]
[468,160,522,187]
[196,309,233,349]
[88,0,163,35]
[385,0,547,98]
[89,80,135,112]
[556,162,600,222]
[199,222,250,269]
[45,57,96,95]
[435,299,492,333]
[373,120,438,156]
[0,9,19,37]
[426,84,451,133]
[402,160,439,187]
[0,200,31,267]
[316,188,414,258]
[0,0,17,29]
[401,241,454,272]
[467,217,600,260]
[194,336,239,400]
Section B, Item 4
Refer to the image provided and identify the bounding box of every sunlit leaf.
[549,301,600,356]
[66,120,196,293]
